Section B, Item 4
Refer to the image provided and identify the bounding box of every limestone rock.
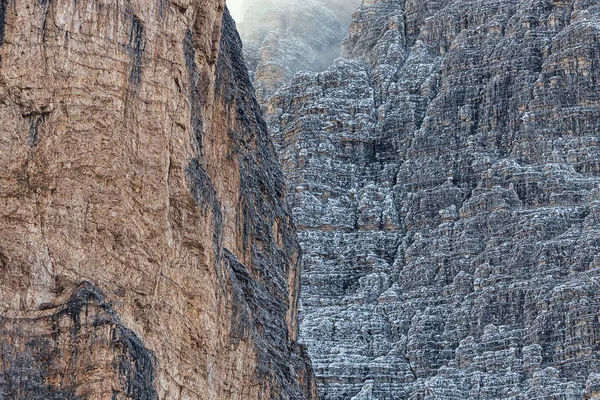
[0,1,315,399]
[267,0,600,398]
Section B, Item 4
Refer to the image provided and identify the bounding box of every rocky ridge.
[265,0,600,398]
[0,1,316,399]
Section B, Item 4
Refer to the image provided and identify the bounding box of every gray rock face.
[265,0,600,398]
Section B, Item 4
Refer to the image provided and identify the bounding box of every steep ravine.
[258,0,600,399]
[0,1,316,399]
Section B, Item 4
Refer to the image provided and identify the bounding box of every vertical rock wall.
[0,1,315,399]
[267,0,600,398]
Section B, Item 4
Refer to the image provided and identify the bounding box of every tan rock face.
[0,1,316,399]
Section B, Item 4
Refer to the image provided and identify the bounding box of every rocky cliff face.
[236,0,360,103]
[266,0,600,398]
[0,1,316,399]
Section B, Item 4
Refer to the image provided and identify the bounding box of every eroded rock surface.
[0,1,316,399]
[267,0,600,398]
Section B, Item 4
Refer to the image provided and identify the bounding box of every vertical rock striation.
[0,1,315,399]
[267,0,600,398]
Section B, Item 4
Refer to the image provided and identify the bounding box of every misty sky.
[227,0,245,21]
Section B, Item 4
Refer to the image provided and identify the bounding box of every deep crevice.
[27,114,46,148]
[0,0,6,48]
[128,14,144,90]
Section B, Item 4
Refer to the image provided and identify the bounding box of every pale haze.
[226,0,245,21]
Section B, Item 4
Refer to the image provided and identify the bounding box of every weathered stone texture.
[266,0,600,398]
[0,1,315,399]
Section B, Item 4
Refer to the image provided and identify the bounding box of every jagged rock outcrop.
[0,1,316,399]
[235,0,360,103]
[266,0,600,398]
